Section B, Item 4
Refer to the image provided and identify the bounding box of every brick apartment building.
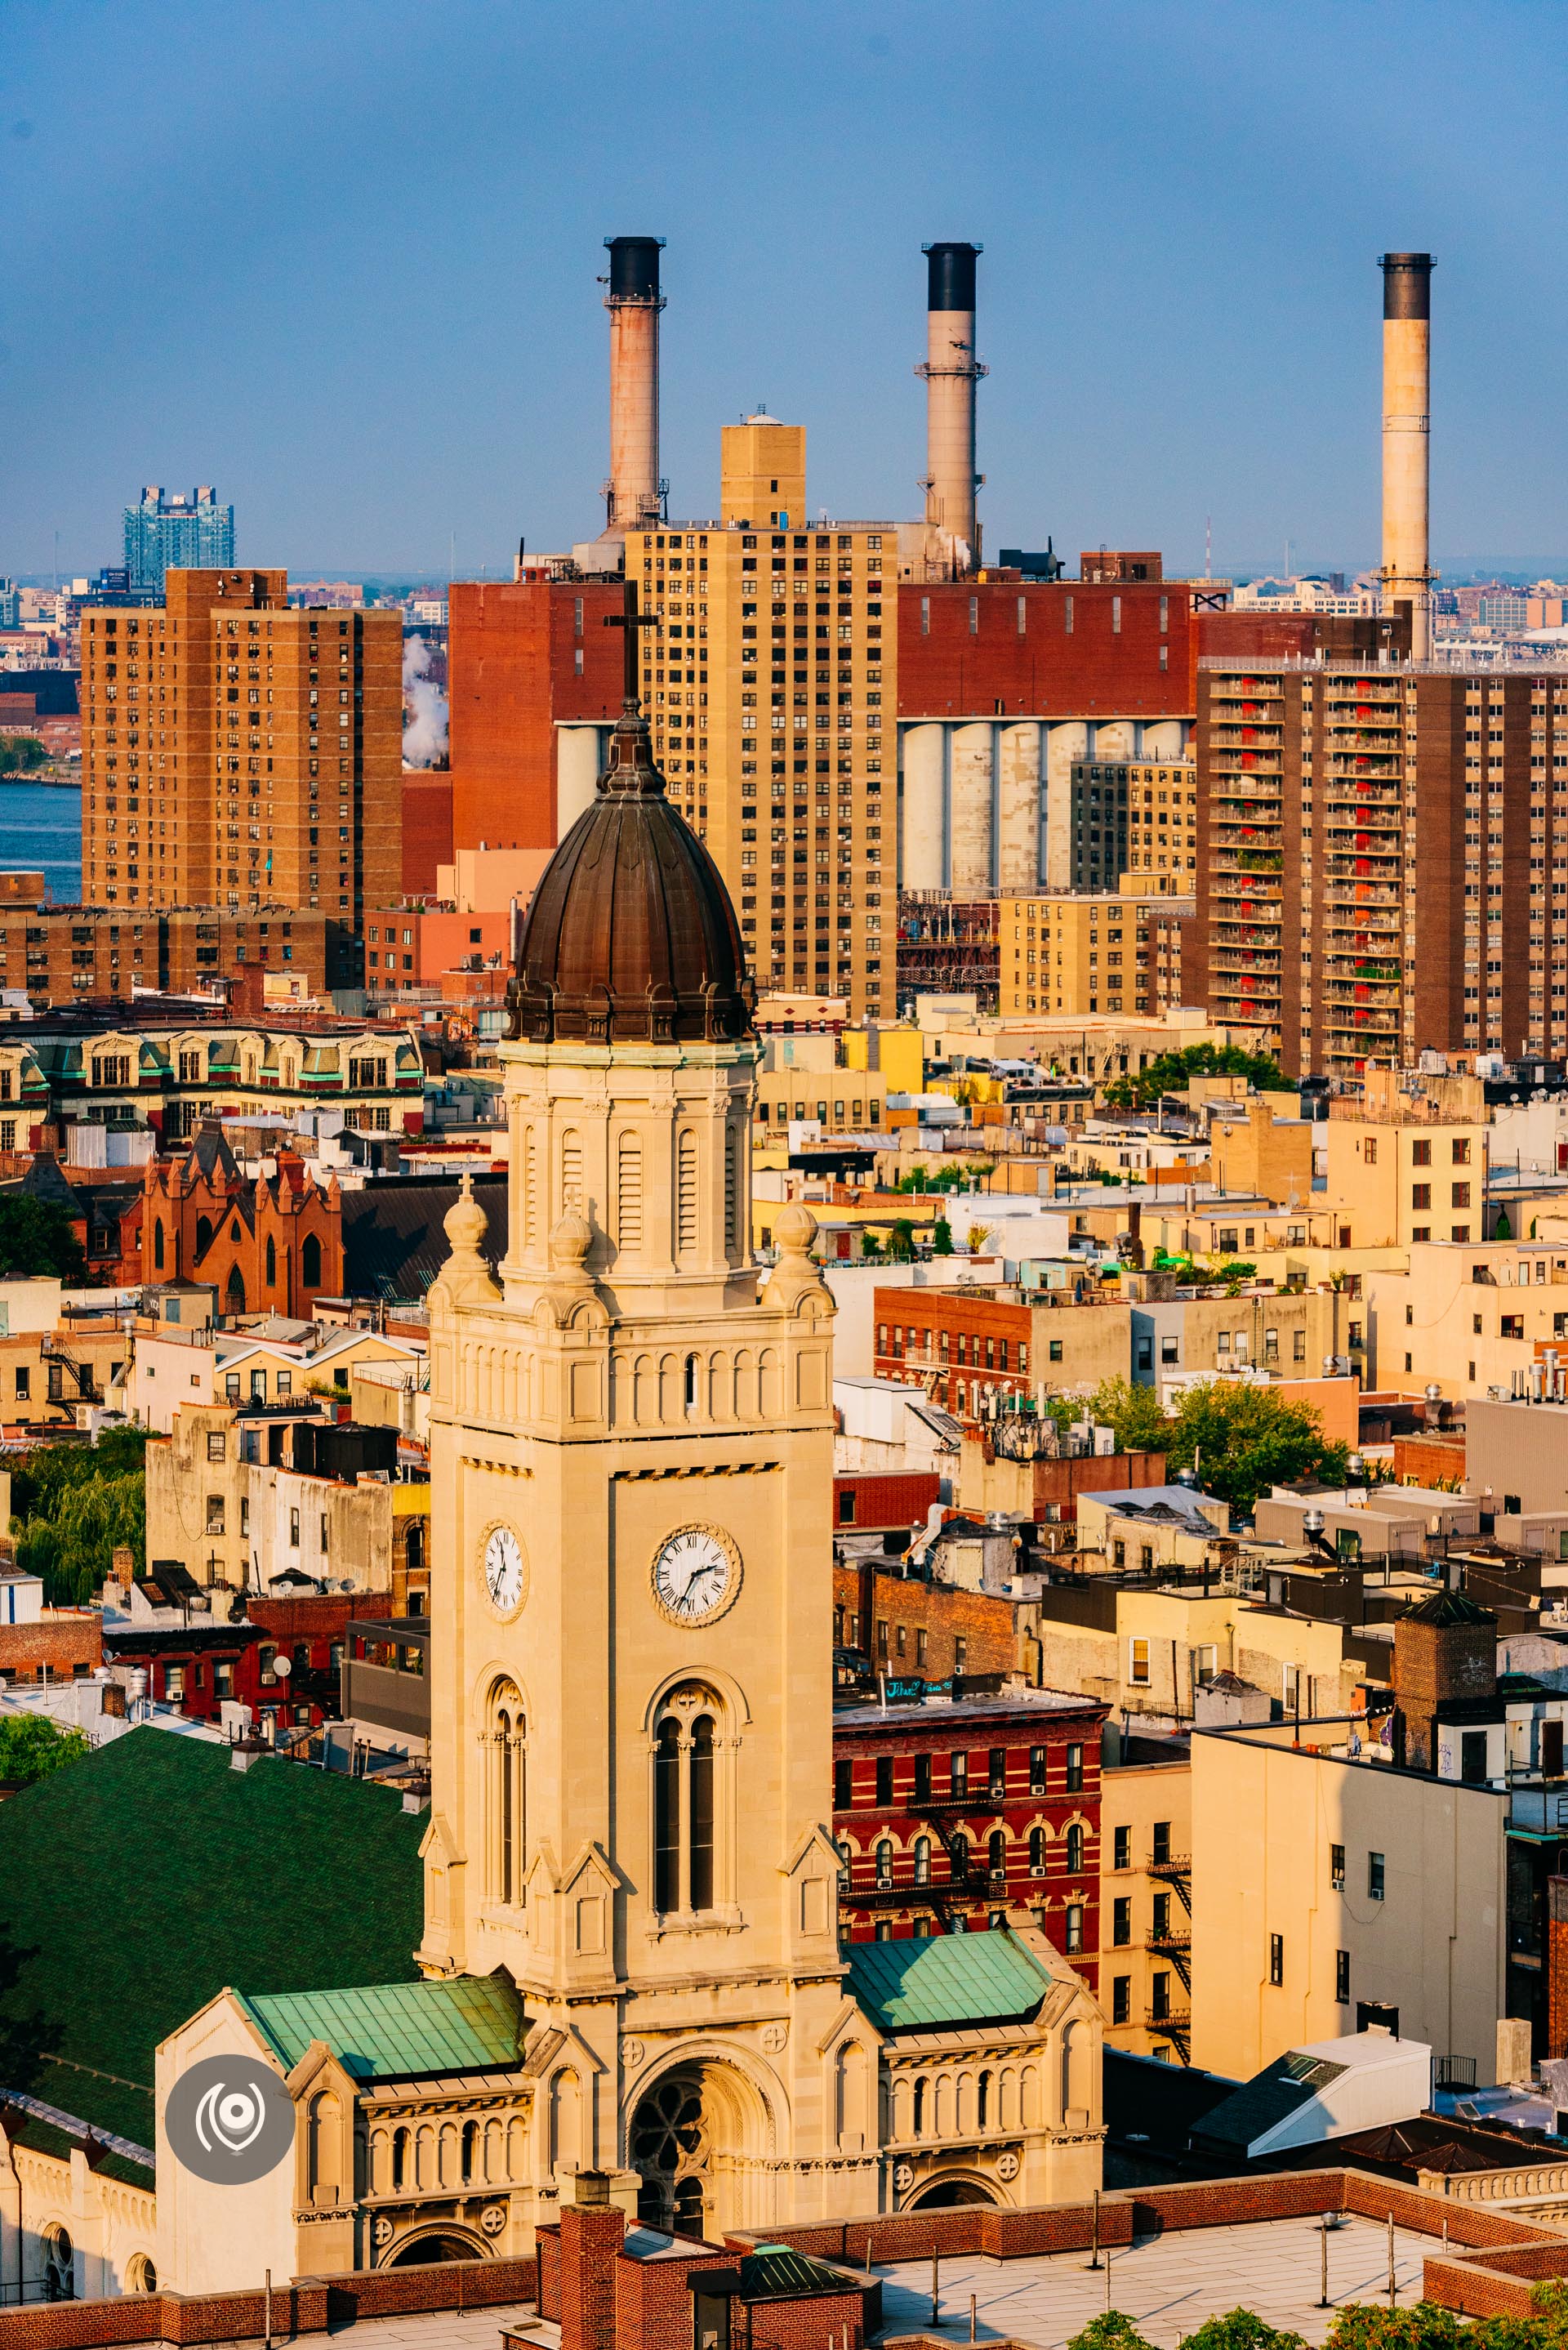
[80,569,402,918]
[0,903,357,1006]
[832,1555,1021,1687]
[875,1283,1131,1426]
[832,1686,1107,1960]
[1188,657,1568,1079]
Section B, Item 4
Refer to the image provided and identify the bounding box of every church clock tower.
[419,675,862,2236]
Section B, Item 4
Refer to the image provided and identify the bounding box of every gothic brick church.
[128,1120,342,1318]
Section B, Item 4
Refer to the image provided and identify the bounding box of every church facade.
[153,691,1102,2294]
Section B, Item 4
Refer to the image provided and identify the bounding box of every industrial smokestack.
[1379,252,1433,660]
[602,235,666,533]
[918,241,986,571]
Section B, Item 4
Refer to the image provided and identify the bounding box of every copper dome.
[507,703,755,1046]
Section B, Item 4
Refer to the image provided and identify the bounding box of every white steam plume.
[402,634,448,769]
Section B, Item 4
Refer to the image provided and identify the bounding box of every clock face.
[651,1525,741,1625]
[482,1524,527,1618]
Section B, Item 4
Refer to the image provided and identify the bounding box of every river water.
[0,780,82,903]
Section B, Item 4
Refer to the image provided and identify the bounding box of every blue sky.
[6,0,1568,582]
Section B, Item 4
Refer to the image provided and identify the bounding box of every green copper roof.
[238,1977,527,2082]
[845,1928,1053,2033]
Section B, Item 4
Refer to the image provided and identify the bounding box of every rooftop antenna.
[1205,515,1212,579]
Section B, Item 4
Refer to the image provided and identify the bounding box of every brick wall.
[0,2256,538,2350]
[0,1614,101,1681]
[832,1561,1019,1681]
[834,1471,942,1533]
[898,580,1194,721]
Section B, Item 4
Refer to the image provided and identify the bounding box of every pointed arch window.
[265,1234,276,1285]
[153,1219,164,1271]
[301,1233,322,1287]
[488,1679,527,1905]
[651,1683,732,1918]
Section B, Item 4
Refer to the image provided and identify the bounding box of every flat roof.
[878,2211,1438,2348]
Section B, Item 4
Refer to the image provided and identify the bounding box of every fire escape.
[1147,1844,1192,2062]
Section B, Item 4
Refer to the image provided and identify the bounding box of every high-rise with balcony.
[626,421,895,1018]
[122,486,234,594]
[1190,660,1568,1078]
[81,569,401,917]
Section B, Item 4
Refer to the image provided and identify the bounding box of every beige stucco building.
[1189,1720,1508,2085]
[1099,1743,1193,2063]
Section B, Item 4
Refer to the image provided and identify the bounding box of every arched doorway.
[908,2177,998,2210]
[627,2057,774,2239]
[387,2230,486,2267]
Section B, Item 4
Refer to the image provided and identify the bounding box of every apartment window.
[1065,1903,1085,1953]
[1113,1824,1131,1871]
[1065,1742,1084,1792]
[1111,1897,1132,1946]
[1029,1745,1047,1794]
[205,1496,224,1534]
[1268,1933,1285,1987]
[1368,1851,1386,1902]
[1412,1138,1432,1166]
[1152,1819,1171,1866]
[289,1507,301,1549]
[1335,1949,1351,2004]
[913,1752,931,1804]
[1330,1842,1345,1889]
[834,1759,852,1810]
[1129,1637,1150,1685]
[1151,1968,1170,2019]
[875,1755,893,1805]
[205,1430,225,1462]
[1111,1975,1131,2026]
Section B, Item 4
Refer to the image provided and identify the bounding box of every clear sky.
[7,0,1568,584]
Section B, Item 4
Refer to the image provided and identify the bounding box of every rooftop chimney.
[602,236,666,535]
[918,241,986,571]
[1379,252,1434,661]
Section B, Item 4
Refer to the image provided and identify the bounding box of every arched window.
[875,1839,894,1889]
[912,2078,927,2136]
[949,1831,969,1884]
[225,1265,246,1315]
[676,1130,698,1255]
[1029,1826,1046,1875]
[913,1835,932,1885]
[617,1134,644,1251]
[987,1829,1007,1884]
[126,2254,157,2294]
[195,1215,213,1257]
[978,2070,991,2128]
[654,1719,681,1913]
[153,1220,164,1271]
[684,1353,698,1414]
[689,1715,715,1911]
[265,1234,277,1285]
[301,1233,322,1287]
[392,2127,409,2189]
[1066,1823,1085,1875]
[835,1838,853,1886]
[461,2119,479,2184]
[488,1679,526,1905]
[652,1683,729,1916]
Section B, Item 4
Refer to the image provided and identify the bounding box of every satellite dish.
[272,1654,292,1678]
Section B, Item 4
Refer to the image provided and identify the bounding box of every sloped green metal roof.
[741,2246,858,2302]
[238,1977,528,2082]
[845,1928,1053,2033]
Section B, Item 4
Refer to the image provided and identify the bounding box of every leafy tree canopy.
[0,1712,89,1787]
[1049,1375,1346,1512]
[0,734,50,776]
[1102,1042,1286,1113]
[0,1197,86,1282]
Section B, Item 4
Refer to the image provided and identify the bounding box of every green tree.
[8,1425,147,1523]
[1167,1381,1348,1515]
[0,1713,89,1788]
[0,734,49,777]
[889,1218,918,1263]
[0,1197,86,1282]
[1180,2316,1306,2350]
[858,1231,884,1260]
[1069,2317,1159,2350]
[1102,1043,1286,1113]
[1326,2303,1472,2350]
[15,1469,145,1605]
[932,1217,955,1256]
[1081,1376,1173,1455]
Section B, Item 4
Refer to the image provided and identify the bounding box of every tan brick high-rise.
[82,569,401,918]
[627,422,895,1019]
